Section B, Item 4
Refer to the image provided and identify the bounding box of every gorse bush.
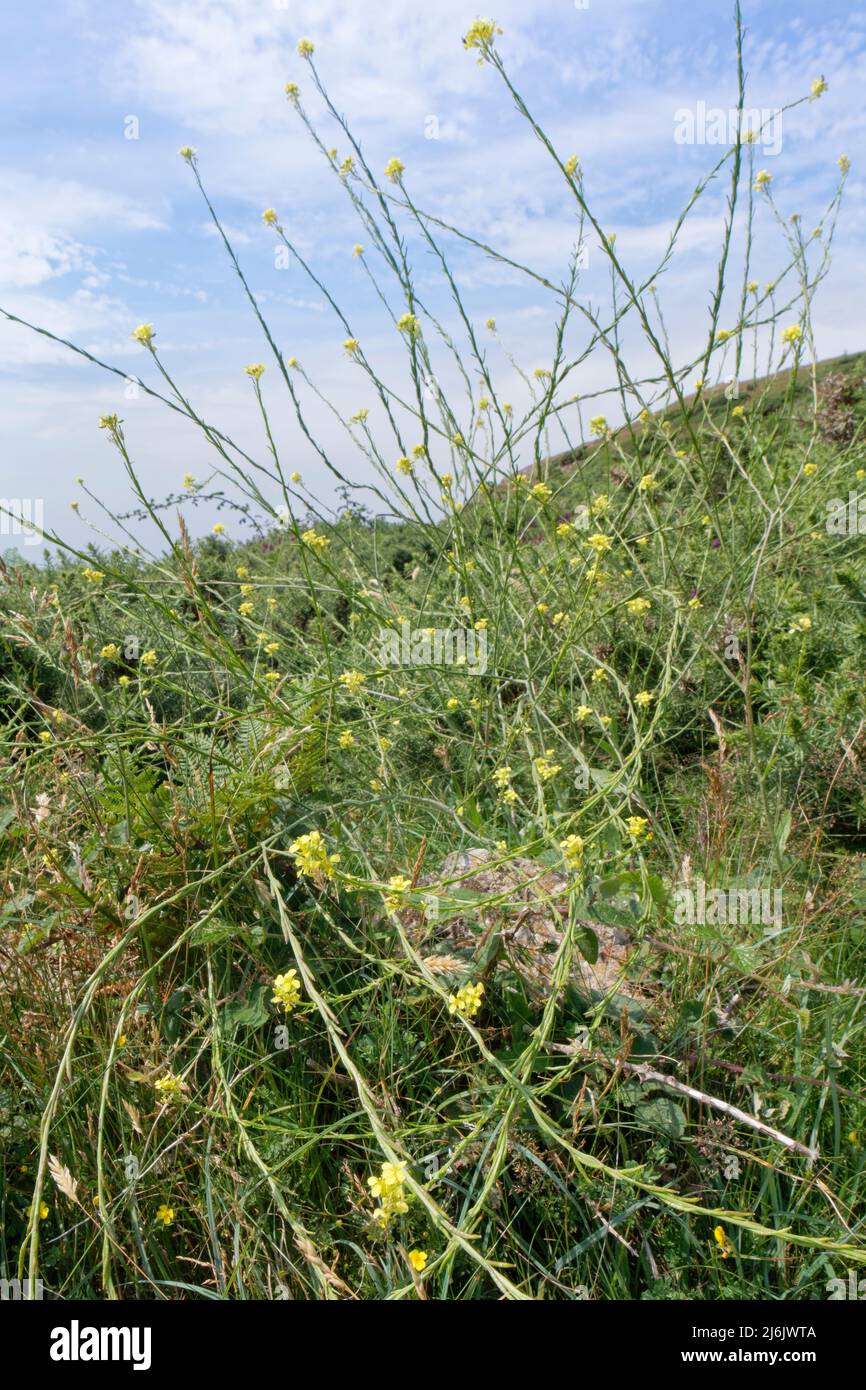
[1,9,865,1301]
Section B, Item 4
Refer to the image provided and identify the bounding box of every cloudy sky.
[0,0,863,557]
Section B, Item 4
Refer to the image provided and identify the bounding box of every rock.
[408,847,635,1002]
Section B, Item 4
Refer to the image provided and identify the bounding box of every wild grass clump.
[1,9,865,1300]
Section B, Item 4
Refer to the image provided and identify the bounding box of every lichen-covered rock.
[407,847,634,1001]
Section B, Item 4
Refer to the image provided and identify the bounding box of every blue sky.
[0,0,863,556]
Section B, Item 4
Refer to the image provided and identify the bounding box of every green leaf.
[633,1095,687,1139]
[222,984,270,1030]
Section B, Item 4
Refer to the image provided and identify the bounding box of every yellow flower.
[264,641,280,656]
[261,208,279,225]
[141,649,157,668]
[534,756,562,782]
[782,324,802,347]
[39,730,52,743]
[564,154,579,176]
[531,482,551,502]
[338,730,355,749]
[713,1224,734,1258]
[272,969,302,1013]
[290,471,301,482]
[236,565,249,579]
[625,815,649,839]
[39,1202,50,1220]
[245,363,265,378]
[156,1204,175,1227]
[448,981,484,1017]
[297,38,315,57]
[131,323,154,345]
[339,669,366,694]
[591,667,607,683]
[589,415,608,436]
[178,146,195,160]
[353,243,364,256]
[212,523,225,535]
[732,405,745,417]
[634,689,654,709]
[803,462,817,477]
[810,77,827,99]
[384,157,405,183]
[592,494,609,514]
[560,834,584,869]
[301,529,330,550]
[384,874,412,909]
[638,473,657,492]
[367,1160,410,1226]
[463,18,502,58]
[753,169,772,191]
[396,455,413,476]
[183,473,196,489]
[626,597,651,616]
[408,1249,428,1272]
[576,704,592,722]
[344,337,359,355]
[100,643,120,660]
[588,533,611,555]
[284,82,300,103]
[239,601,254,617]
[288,830,340,880]
[117,675,130,686]
[397,311,420,336]
[154,1073,184,1102]
[838,155,851,175]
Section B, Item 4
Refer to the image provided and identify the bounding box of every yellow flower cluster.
[154,1073,184,1102]
[272,969,302,1013]
[368,1161,409,1226]
[560,834,584,869]
[288,830,340,881]
[384,874,412,909]
[448,981,485,1018]
[463,18,503,58]
[301,529,330,550]
[339,669,366,693]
